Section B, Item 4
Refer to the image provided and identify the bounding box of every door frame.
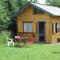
[37,21,46,43]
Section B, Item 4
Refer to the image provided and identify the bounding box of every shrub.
[0,31,12,45]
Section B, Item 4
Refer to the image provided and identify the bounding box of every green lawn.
[0,44,60,60]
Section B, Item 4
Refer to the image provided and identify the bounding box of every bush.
[0,31,12,45]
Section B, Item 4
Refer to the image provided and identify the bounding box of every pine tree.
[46,0,60,7]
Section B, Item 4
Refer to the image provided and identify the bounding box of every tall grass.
[0,31,12,45]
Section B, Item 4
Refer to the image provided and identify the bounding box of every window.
[55,23,57,33]
[52,23,54,34]
[57,23,60,32]
[52,23,55,34]
[55,23,60,33]
[24,23,32,32]
[52,22,60,34]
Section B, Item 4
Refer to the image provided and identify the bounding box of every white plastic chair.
[7,37,14,47]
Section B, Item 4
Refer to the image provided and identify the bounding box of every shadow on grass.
[52,51,60,54]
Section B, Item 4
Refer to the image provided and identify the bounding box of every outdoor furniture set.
[7,35,35,47]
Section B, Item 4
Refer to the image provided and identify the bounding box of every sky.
[37,0,46,4]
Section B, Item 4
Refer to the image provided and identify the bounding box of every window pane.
[54,23,56,34]
[57,23,60,32]
[52,23,54,34]
[24,23,28,32]
[55,23,57,33]
[28,23,32,32]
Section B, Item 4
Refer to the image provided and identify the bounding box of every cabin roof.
[32,3,60,16]
[16,2,60,16]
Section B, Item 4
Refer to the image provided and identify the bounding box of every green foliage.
[46,0,60,7]
[10,0,37,12]
[0,0,11,31]
[0,0,37,31]
[30,0,37,3]
[0,31,12,45]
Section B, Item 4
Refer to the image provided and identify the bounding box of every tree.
[46,0,60,7]
[11,0,37,12]
[30,0,37,3]
[0,0,11,31]
[0,0,37,32]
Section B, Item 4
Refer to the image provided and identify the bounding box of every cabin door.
[38,22,46,43]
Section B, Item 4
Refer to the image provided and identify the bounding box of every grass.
[0,44,60,60]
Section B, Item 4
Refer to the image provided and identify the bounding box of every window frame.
[52,23,54,34]
[52,22,60,34]
[23,22,33,33]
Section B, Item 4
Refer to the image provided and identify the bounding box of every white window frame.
[53,22,60,34]
[23,22,32,32]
